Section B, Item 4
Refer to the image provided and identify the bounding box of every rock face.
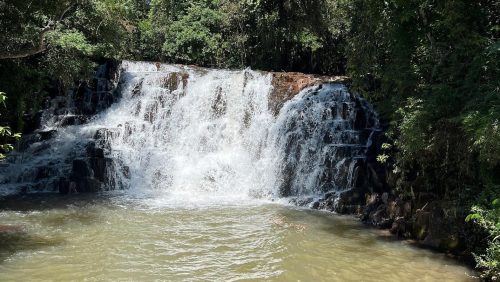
[270,83,383,199]
[359,194,471,251]
[0,60,121,195]
[269,72,349,114]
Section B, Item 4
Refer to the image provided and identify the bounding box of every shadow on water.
[0,192,115,212]
[0,232,67,263]
[280,206,475,270]
[0,192,116,264]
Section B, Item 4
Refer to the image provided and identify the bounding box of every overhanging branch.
[0,3,77,60]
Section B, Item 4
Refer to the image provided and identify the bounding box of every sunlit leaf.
[465,213,482,222]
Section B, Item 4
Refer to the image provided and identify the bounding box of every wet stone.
[71,160,92,180]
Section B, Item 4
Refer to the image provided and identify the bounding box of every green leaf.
[492,199,500,208]
[1,144,14,152]
[0,126,12,136]
[465,213,482,222]
[381,143,392,150]
[0,92,6,107]
[377,154,389,163]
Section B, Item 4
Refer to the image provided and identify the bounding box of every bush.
[467,196,500,279]
[0,92,21,159]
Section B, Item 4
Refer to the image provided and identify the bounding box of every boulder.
[38,130,57,141]
[89,157,111,182]
[58,177,70,194]
[71,159,92,180]
[75,177,102,193]
[22,111,43,134]
[59,115,88,126]
[413,202,460,250]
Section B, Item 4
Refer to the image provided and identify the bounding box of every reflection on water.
[0,194,475,281]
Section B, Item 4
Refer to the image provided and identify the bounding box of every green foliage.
[463,110,500,166]
[394,98,428,159]
[377,143,392,164]
[162,3,225,65]
[0,92,21,159]
[48,30,95,56]
[376,154,389,164]
[466,196,500,279]
[295,29,324,52]
[0,0,142,130]
[347,0,499,190]
[134,0,349,73]
[347,1,499,277]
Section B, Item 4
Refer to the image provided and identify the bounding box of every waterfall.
[0,61,380,204]
[93,62,275,201]
[266,84,380,199]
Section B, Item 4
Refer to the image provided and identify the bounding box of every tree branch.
[0,3,77,60]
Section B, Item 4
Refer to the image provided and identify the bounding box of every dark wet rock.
[132,78,144,97]
[35,166,53,181]
[311,188,365,214]
[413,202,461,250]
[391,217,411,237]
[160,72,189,92]
[316,192,336,211]
[212,86,227,117]
[93,128,119,151]
[89,158,111,182]
[311,201,320,209]
[71,160,92,180]
[68,158,104,193]
[94,128,118,140]
[334,189,365,214]
[355,192,467,255]
[38,130,58,141]
[95,148,105,158]
[59,115,88,126]
[58,177,70,194]
[74,177,102,193]
[290,197,315,207]
[30,142,52,154]
[22,111,43,134]
[86,142,104,158]
[121,165,130,179]
[18,134,42,152]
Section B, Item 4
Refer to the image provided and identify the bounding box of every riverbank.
[308,188,493,279]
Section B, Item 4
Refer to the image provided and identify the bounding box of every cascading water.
[268,84,380,198]
[93,62,275,202]
[0,62,119,195]
[0,61,380,205]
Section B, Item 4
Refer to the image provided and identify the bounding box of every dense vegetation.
[0,0,498,278]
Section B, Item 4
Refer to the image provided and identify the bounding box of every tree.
[0,0,142,132]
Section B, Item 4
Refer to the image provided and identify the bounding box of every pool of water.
[0,194,475,281]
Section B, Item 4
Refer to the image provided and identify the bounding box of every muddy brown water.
[0,194,475,281]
